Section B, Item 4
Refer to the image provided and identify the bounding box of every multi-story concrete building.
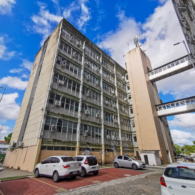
[172,0,195,57]
[4,19,135,171]
[4,18,177,171]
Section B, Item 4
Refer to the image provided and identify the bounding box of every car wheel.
[53,171,60,182]
[71,175,77,179]
[35,169,40,178]
[93,171,99,176]
[114,163,119,168]
[132,164,138,170]
[80,168,86,177]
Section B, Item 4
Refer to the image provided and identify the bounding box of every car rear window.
[164,167,195,180]
[75,157,84,161]
[87,156,97,166]
[61,157,76,162]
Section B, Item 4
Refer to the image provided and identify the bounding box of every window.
[85,46,100,62]
[61,157,76,162]
[104,111,117,122]
[44,157,51,163]
[102,59,114,73]
[81,103,100,117]
[164,167,195,180]
[74,157,84,161]
[84,71,100,84]
[103,82,115,92]
[117,156,122,159]
[134,136,137,142]
[80,124,101,138]
[51,157,60,163]
[103,96,117,106]
[82,86,101,101]
[124,156,129,160]
[85,58,100,70]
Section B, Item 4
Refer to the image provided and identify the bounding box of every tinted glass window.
[74,157,84,161]
[117,156,122,159]
[124,156,129,160]
[164,167,195,180]
[61,157,76,162]
[87,157,97,165]
[44,157,51,163]
[51,157,60,163]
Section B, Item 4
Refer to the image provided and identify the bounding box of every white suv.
[161,162,195,195]
[34,156,81,182]
[74,155,99,177]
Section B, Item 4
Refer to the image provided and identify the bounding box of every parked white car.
[34,156,81,182]
[74,155,99,177]
[161,162,195,195]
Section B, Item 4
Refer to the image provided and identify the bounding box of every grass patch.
[1,175,34,181]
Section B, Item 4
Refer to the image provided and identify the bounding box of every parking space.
[0,168,147,195]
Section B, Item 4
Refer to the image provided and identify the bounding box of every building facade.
[172,0,195,57]
[4,19,135,172]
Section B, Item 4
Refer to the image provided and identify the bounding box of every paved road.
[0,168,159,195]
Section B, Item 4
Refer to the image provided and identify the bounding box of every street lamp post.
[0,86,6,103]
[173,40,195,69]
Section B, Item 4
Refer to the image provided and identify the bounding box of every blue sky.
[0,0,195,145]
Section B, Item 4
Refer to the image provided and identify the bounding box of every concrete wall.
[125,47,174,164]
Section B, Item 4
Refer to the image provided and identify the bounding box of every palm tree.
[4,133,12,144]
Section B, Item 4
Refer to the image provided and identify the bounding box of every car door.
[39,157,51,175]
[47,157,60,176]
[164,167,195,195]
[117,156,123,166]
[123,156,131,168]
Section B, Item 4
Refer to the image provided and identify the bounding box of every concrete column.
[100,53,105,164]
[76,41,85,155]
[114,65,123,155]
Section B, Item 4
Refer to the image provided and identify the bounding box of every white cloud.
[21,74,29,78]
[0,93,20,121]
[0,76,28,90]
[20,59,34,71]
[169,113,195,131]
[171,129,195,145]
[0,0,16,15]
[0,126,13,141]
[10,68,24,73]
[0,36,16,60]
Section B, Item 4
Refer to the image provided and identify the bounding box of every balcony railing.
[82,95,101,106]
[84,50,101,65]
[43,131,77,142]
[79,135,101,144]
[52,82,80,98]
[117,85,126,93]
[121,125,131,131]
[81,113,101,124]
[102,64,115,74]
[61,32,83,52]
[104,138,120,146]
[84,63,101,77]
[55,63,81,80]
[104,120,118,128]
[103,75,115,85]
[103,89,116,98]
[59,48,82,66]
[104,103,117,113]
[47,103,79,118]
[122,141,133,147]
[83,78,101,90]
[119,110,129,117]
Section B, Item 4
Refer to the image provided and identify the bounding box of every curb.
[0,175,34,182]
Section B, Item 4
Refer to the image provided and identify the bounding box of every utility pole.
[0,86,6,103]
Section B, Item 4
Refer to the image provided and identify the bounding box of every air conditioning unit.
[77,42,81,47]
[96,56,99,61]
[60,60,66,67]
[122,76,125,80]
[111,135,115,140]
[72,52,76,58]
[114,120,118,124]
[124,98,127,101]
[10,142,16,148]
[70,36,74,42]
[18,141,24,148]
[58,80,64,85]
[96,68,100,73]
[111,90,115,95]
[86,75,90,80]
[105,100,109,105]
[96,113,100,118]
[106,135,110,139]
[85,110,90,115]
[96,80,99,85]
[55,100,61,106]
[51,125,56,132]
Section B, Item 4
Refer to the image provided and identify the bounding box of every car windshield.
[61,157,76,162]
[164,167,195,180]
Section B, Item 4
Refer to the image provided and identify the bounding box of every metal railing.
[104,103,117,113]
[121,125,131,131]
[84,50,101,65]
[80,113,101,123]
[103,89,116,98]
[103,75,115,85]
[119,110,129,117]
[84,63,101,77]
[55,64,81,80]
[79,135,101,144]
[122,141,133,147]
[82,95,101,106]
[104,138,120,146]
[61,32,83,52]
[83,78,101,90]
[117,85,126,93]
[47,103,79,118]
[52,82,80,98]
[104,120,118,128]
[156,96,195,111]
[43,131,77,142]
[148,55,192,76]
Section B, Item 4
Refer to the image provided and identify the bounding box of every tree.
[4,133,12,144]
[174,144,182,155]
[193,141,195,145]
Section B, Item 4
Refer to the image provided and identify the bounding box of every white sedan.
[161,162,195,195]
[34,156,81,182]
